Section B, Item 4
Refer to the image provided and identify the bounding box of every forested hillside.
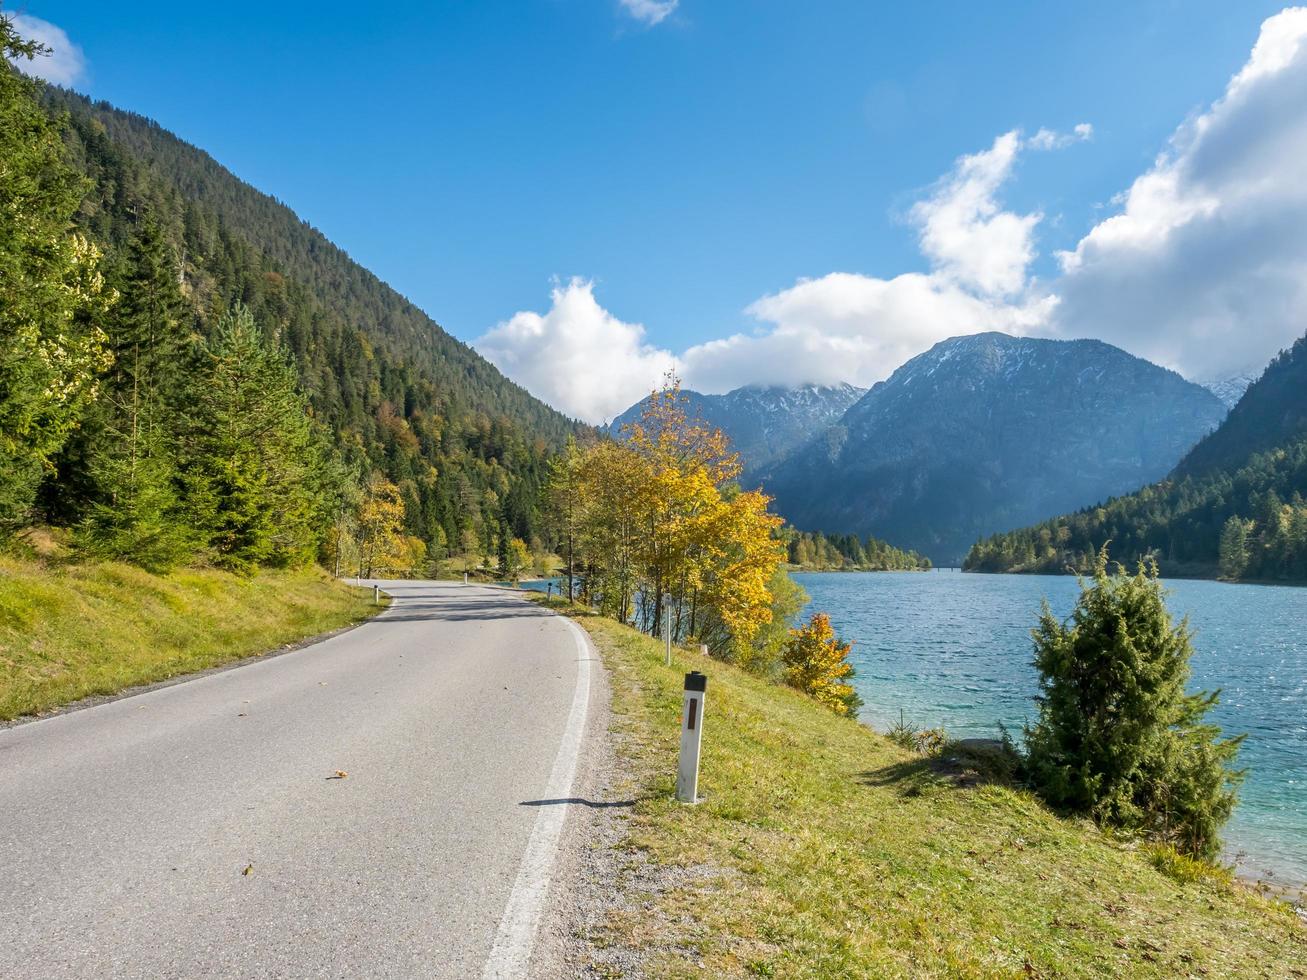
[1,19,581,576]
[1175,333,1307,478]
[965,332,1307,581]
[784,528,930,572]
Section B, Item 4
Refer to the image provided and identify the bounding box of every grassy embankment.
[539,598,1306,978]
[0,558,377,721]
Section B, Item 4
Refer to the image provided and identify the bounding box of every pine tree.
[178,304,329,571]
[0,22,112,531]
[77,217,193,567]
[497,516,511,578]
[1218,515,1250,581]
[1025,548,1244,860]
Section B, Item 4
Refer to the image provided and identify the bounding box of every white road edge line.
[481,610,593,979]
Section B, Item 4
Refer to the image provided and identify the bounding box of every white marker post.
[676,671,707,804]
[373,584,380,605]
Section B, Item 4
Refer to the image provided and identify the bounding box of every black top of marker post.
[684,671,707,692]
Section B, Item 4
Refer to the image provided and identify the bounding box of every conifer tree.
[178,304,328,570]
[1025,549,1243,859]
[1218,516,1251,580]
[77,217,192,567]
[0,20,112,531]
[497,516,511,578]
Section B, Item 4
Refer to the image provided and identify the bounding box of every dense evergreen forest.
[1,19,584,575]
[964,332,1307,581]
[785,529,931,572]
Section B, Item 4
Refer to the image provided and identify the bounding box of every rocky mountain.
[965,330,1307,580]
[761,333,1227,565]
[611,383,865,479]
[1199,374,1258,410]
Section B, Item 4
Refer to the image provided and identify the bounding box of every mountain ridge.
[43,87,578,442]
[965,330,1307,580]
[610,382,866,479]
[761,332,1227,564]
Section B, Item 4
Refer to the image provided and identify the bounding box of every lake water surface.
[794,571,1306,890]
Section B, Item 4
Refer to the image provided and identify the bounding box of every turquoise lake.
[793,571,1306,890]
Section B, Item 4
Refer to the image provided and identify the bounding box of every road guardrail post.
[676,671,707,803]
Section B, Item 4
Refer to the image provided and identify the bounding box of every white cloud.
[679,272,1052,393]
[910,130,1039,296]
[1027,122,1094,150]
[475,278,680,424]
[1050,7,1307,378]
[5,13,86,86]
[676,126,1076,392]
[485,10,1307,415]
[481,126,1080,411]
[619,0,678,27]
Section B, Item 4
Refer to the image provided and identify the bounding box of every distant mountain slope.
[611,383,865,479]
[1178,336,1307,477]
[761,333,1226,564]
[964,331,1307,581]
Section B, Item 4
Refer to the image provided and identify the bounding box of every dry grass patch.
[0,557,377,720]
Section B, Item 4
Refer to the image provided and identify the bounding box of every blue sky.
[11,1,1307,420]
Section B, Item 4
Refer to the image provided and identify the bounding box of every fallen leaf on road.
[327,770,348,780]
[242,863,253,876]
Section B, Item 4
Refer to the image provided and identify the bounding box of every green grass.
[541,599,1307,978]
[0,557,378,720]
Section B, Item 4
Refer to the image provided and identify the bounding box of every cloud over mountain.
[475,278,679,423]
[481,9,1307,418]
[1049,7,1307,379]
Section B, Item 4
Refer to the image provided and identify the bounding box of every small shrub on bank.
[782,612,862,716]
[886,712,949,755]
[886,711,923,751]
[1026,547,1244,860]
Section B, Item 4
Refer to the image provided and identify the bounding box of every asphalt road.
[0,581,592,978]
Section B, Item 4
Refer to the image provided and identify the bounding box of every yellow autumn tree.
[356,473,419,577]
[782,613,863,716]
[505,537,531,583]
[573,437,649,621]
[555,376,785,659]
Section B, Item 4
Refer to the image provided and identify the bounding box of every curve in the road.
[0,580,593,979]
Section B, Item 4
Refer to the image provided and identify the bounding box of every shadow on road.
[520,798,637,809]
[370,595,554,623]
